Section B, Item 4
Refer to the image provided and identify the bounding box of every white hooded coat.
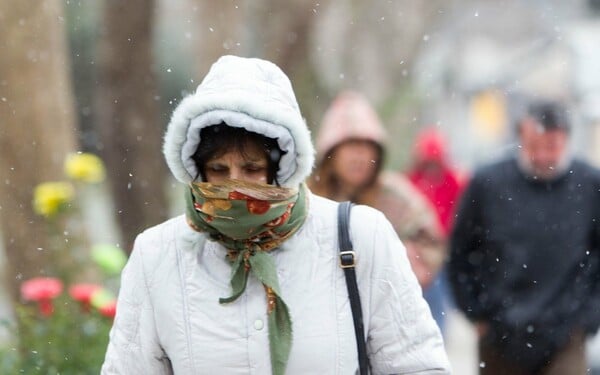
[101,56,450,374]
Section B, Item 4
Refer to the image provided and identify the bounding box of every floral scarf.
[185,179,308,375]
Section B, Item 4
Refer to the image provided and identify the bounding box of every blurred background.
[1,0,600,373]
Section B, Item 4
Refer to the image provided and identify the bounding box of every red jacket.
[407,128,467,236]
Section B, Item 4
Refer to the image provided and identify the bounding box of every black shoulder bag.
[337,201,369,375]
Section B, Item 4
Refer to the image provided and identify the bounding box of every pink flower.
[90,287,117,319]
[20,277,63,316]
[98,300,117,319]
[69,283,102,311]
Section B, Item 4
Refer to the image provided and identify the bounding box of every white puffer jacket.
[101,193,450,374]
[101,55,450,374]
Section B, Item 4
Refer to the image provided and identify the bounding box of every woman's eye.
[207,166,227,173]
[245,165,265,173]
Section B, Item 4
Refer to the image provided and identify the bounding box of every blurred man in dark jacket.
[449,100,600,375]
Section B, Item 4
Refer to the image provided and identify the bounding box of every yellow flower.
[64,152,106,183]
[33,182,75,217]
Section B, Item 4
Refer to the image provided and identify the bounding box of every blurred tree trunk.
[193,1,246,76]
[193,0,324,128]
[255,0,315,75]
[95,0,168,253]
[0,0,78,302]
[258,0,324,129]
[312,0,446,102]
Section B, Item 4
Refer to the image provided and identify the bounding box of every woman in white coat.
[101,55,450,375]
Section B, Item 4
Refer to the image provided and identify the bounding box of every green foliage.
[0,294,112,374]
[0,151,121,374]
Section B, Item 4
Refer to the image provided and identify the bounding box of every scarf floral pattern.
[185,179,308,375]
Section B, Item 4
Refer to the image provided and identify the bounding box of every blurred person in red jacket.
[406,127,468,335]
[407,127,467,236]
[310,91,446,291]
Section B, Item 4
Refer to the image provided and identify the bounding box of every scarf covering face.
[185,179,308,375]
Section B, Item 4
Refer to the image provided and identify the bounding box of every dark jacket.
[449,156,600,369]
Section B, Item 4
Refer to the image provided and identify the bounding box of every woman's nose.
[229,167,242,180]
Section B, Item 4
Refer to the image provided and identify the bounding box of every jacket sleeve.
[101,235,173,375]
[354,208,451,375]
[447,173,488,322]
[381,173,446,288]
[401,196,446,289]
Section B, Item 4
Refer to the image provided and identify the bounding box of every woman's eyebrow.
[242,159,267,166]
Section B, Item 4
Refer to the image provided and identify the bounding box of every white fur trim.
[163,56,315,188]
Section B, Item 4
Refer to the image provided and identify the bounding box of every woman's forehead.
[208,144,267,162]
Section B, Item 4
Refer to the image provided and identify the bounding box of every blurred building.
[413,0,600,169]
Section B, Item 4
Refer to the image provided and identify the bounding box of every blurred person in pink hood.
[309,91,446,289]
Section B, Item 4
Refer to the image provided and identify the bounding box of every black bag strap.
[337,201,369,375]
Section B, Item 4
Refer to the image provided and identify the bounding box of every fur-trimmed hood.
[163,55,315,188]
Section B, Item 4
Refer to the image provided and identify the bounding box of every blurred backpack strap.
[338,201,369,375]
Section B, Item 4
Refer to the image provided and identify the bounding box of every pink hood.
[315,91,387,159]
